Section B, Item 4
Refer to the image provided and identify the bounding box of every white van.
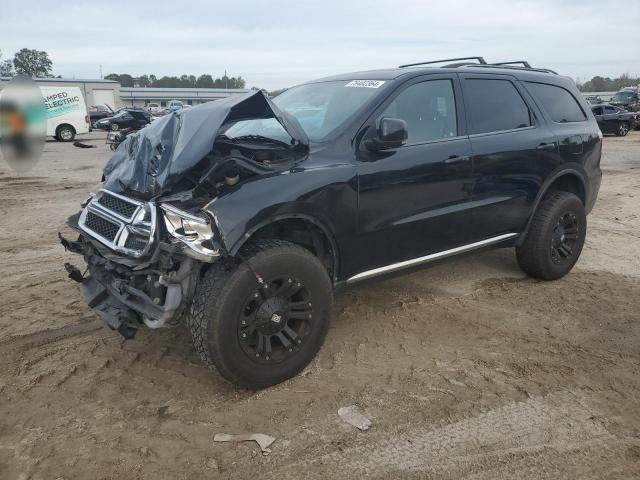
[40,86,90,141]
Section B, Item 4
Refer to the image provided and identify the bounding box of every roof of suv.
[306,60,569,86]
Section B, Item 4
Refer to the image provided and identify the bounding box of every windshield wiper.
[229,134,293,148]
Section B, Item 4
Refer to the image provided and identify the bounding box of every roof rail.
[399,56,486,68]
[492,61,532,68]
[466,64,558,75]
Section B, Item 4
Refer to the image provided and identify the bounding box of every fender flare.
[228,212,341,280]
[517,168,587,245]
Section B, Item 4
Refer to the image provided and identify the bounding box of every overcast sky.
[1,0,638,90]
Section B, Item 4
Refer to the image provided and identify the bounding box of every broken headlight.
[161,203,219,260]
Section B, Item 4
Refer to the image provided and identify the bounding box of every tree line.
[576,73,639,92]
[104,73,246,89]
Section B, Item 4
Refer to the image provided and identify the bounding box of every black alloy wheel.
[550,212,579,265]
[238,275,314,364]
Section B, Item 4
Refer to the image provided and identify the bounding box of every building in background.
[1,77,249,110]
[120,87,249,108]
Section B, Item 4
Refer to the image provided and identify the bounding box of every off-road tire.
[187,239,333,389]
[516,191,586,280]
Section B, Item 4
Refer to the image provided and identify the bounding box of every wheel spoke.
[564,233,578,240]
[276,332,292,349]
[559,244,572,257]
[282,324,300,344]
[256,334,265,356]
[289,309,313,320]
[274,279,302,298]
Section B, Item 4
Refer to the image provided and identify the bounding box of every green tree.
[0,50,14,77]
[12,48,53,77]
[196,74,215,88]
[104,73,134,87]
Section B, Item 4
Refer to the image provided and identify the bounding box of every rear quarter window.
[526,82,586,123]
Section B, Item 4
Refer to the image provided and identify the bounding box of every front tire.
[516,191,586,280]
[187,240,333,389]
[110,123,119,131]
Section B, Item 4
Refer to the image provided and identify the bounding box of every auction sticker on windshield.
[345,80,386,88]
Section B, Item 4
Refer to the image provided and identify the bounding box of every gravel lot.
[1,130,639,479]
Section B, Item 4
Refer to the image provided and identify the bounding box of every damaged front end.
[61,90,307,338]
[60,191,218,338]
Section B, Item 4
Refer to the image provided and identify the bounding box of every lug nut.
[242,333,247,338]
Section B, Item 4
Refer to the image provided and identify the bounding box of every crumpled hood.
[102,90,308,199]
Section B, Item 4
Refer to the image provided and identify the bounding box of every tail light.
[85,115,90,124]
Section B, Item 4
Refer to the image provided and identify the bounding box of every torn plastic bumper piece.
[82,276,139,339]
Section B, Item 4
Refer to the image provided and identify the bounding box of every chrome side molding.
[346,233,518,284]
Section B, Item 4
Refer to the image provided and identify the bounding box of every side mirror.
[365,117,408,151]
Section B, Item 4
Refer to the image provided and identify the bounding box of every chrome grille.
[97,193,138,220]
[124,234,148,251]
[84,212,120,242]
[78,189,156,258]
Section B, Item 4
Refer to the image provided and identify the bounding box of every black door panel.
[459,74,560,240]
[356,75,474,272]
[357,137,474,269]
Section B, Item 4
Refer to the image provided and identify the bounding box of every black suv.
[61,57,602,388]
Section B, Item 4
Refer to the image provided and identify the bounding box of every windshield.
[272,80,384,142]
[612,91,635,102]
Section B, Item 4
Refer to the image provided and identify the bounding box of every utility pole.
[225,69,228,89]
[99,64,103,79]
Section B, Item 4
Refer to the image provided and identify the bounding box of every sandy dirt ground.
[0,131,639,479]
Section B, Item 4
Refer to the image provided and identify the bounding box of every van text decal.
[43,91,81,118]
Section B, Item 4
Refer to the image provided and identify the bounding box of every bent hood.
[102,90,308,199]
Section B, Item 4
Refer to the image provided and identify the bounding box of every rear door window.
[463,79,532,134]
[526,82,586,123]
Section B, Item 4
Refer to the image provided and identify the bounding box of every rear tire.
[56,124,75,142]
[186,239,333,389]
[516,191,586,280]
[616,122,629,136]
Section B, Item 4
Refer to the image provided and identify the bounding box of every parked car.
[610,87,640,112]
[146,103,161,114]
[94,108,151,131]
[88,104,113,128]
[61,57,602,388]
[591,104,635,136]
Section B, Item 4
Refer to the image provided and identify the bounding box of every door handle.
[444,155,470,164]
[536,142,556,151]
